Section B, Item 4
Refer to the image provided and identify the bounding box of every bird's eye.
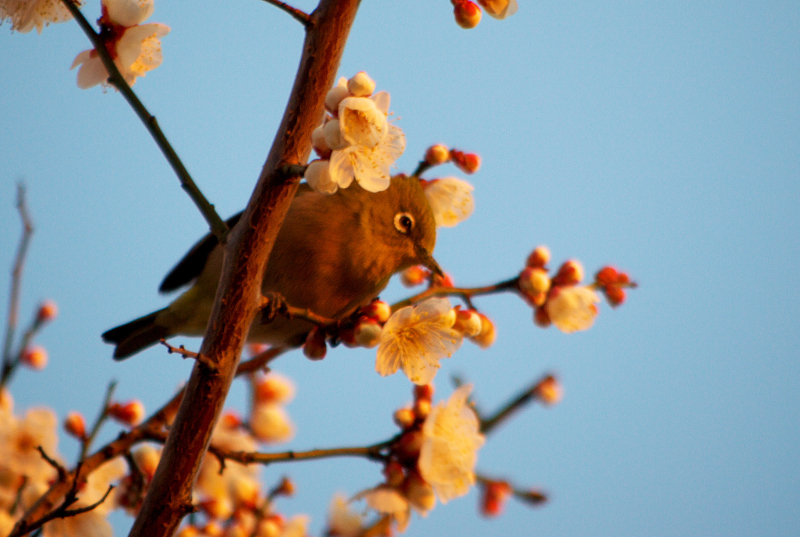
[394,212,415,234]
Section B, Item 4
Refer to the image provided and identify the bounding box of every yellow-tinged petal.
[103,0,153,27]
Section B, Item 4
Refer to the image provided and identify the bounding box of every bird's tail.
[102,308,171,360]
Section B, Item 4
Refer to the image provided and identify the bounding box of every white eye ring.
[394,212,415,234]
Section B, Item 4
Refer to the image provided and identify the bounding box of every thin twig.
[260,0,311,26]
[1,184,34,388]
[391,277,519,311]
[480,375,550,434]
[79,381,117,462]
[58,0,228,243]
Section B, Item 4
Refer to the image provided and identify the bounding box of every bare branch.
[260,0,311,26]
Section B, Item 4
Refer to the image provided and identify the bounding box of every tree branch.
[128,1,362,535]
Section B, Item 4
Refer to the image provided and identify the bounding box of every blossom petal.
[423,177,475,227]
[103,0,153,27]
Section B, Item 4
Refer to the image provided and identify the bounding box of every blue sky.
[1,1,799,536]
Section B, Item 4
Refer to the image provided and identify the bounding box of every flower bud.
[453,308,482,337]
[134,444,161,481]
[257,517,282,537]
[533,306,551,327]
[413,398,431,420]
[63,411,86,439]
[303,327,327,360]
[480,480,512,517]
[325,82,350,114]
[431,271,454,288]
[594,266,618,286]
[304,159,337,195]
[526,245,551,268]
[251,403,294,443]
[604,285,626,307]
[395,430,423,461]
[274,476,296,497]
[108,400,145,426]
[361,300,391,323]
[617,271,630,284]
[553,259,584,286]
[322,119,348,150]
[393,407,416,429]
[400,265,429,287]
[453,0,482,29]
[232,477,259,509]
[36,300,58,323]
[519,267,551,295]
[220,411,242,429]
[200,497,234,521]
[414,383,434,402]
[469,313,496,348]
[311,125,331,159]
[535,375,562,405]
[545,286,600,333]
[255,373,295,404]
[424,144,450,166]
[354,318,382,348]
[22,346,48,370]
[450,149,481,173]
[347,71,376,97]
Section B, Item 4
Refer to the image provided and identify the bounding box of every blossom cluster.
[452,0,518,29]
[518,246,634,333]
[417,143,479,228]
[71,0,169,89]
[329,384,485,535]
[0,0,75,33]
[305,72,405,194]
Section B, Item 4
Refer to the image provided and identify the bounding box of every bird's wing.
[158,184,315,294]
[159,212,243,293]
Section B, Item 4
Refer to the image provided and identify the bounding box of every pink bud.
[594,266,619,286]
[303,327,327,360]
[36,300,58,323]
[361,300,391,323]
[452,0,482,29]
[108,400,145,426]
[604,285,626,307]
[526,245,551,268]
[469,313,496,348]
[63,411,86,438]
[552,259,584,286]
[536,375,562,405]
[480,480,512,517]
[22,346,48,370]
[393,407,416,429]
[450,148,481,173]
[400,265,429,287]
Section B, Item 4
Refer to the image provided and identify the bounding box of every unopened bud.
[594,266,618,286]
[354,318,382,348]
[413,398,431,420]
[425,144,450,166]
[347,71,375,97]
[134,445,161,481]
[604,285,626,307]
[431,271,454,288]
[453,0,482,29]
[469,313,496,348]
[553,259,584,286]
[533,306,551,327]
[400,265,429,287]
[22,346,48,370]
[220,411,242,429]
[414,383,434,402]
[536,375,562,405]
[63,411,86,439]
[108,400,145,426]
[526,245,551,268]
[362,300,391,323]
[480,480,512,517]
[255,373,295,404]
[325,83,350,114]
[202,521,224,537]
[303,327,327,360]
[395,430,423,461]
[36,300,58,323]
[200,497,233,521]
[617,271,630,284]
[519,267,551,295]
[453,308,482,337]
[450,149,481,173]
[393,407,416,429]
[322,118,348,150]
[274,476,296,497]
[311,125,331,159]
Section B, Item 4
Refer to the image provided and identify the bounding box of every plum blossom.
[545,286,600,333]
[422,177,475,227]
[418,384,484,503]
[306,73,406,194]
[376,298,462,385]
[326,494,364,537]
[0,0,74,33]
[71,0,169,89]
[478,0,518,20]
[357,485,411,532]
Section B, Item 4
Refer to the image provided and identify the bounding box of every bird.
[102,175,441,359]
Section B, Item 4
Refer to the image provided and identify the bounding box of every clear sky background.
[1,1,799,536]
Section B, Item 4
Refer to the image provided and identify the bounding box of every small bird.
[103,175,441,359]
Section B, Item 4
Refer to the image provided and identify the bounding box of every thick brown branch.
[128,2,362,535]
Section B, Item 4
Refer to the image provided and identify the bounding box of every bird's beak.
[415,244,444,277]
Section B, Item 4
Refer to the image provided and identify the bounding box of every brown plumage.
[103,176,440,359]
